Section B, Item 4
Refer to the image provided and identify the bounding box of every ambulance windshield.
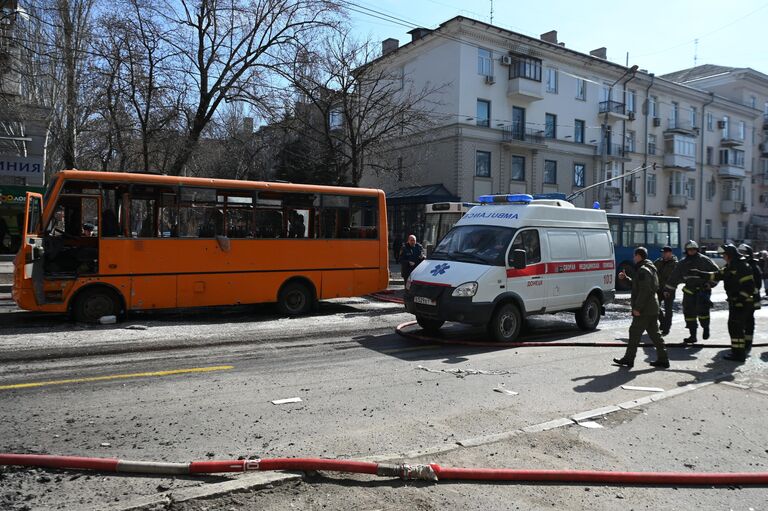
[431,225,516,266]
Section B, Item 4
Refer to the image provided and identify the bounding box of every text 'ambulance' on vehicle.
[404,194,616,342]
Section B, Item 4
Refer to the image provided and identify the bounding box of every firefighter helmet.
[684,240,699,250]
[738,243,753,257]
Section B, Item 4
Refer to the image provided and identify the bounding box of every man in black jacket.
[738,244,762,354]
[399,234,424,281]
[654,246,678,336]
[690,244,755,362]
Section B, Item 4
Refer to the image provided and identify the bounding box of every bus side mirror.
[511,249,527,269]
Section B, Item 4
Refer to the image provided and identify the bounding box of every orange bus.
[14,170,388,322]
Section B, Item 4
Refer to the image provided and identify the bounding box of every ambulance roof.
[457,200,608,230]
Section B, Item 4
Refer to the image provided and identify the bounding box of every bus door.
[21,192,44,304]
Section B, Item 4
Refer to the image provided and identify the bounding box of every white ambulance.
[404,194,616,342]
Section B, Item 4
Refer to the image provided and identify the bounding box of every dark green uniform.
[664,252,719,342]
[620,259,668,365]
[654,255,678,335]
[694,255,755,361]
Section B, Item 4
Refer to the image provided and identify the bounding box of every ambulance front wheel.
[576,294,601,331]
[488,303,522,343]
[416,316,444,334]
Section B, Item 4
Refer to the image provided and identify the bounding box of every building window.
[478,48,493,76]
[722,115,729,138]
[574,119,585,143]
[671,102,679,127]
[690,106,697,128]
[545,67,558,93]
[650,95,658,118]
[687,218,695,241]
[625,131,635,153]
[476,99,490,127]
[738,121,745,140]
[669,172,686,196]
[545,113,557,138]
[705,219,712,239]
[509,54,542,81]
[721,149,745,167]
[706,112,713,131]
[627,90,636,113]
[722,221,728,241]
[737,221,744,240]
[544,160,557,184]
[706,146,713,165]
[475,151,491,177]
[706,179,715,201]
[750,96,757,109]
[687,178,696,200]
[510,155,525,181]
[648,134,657,155]
[329,109,343,130]
[576,78,586,101]
[647,173,657,196]
[573,163,585,188]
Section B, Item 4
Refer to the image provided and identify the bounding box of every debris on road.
[99,443,111,447]
[124,324,149,330]
[98,315,117,325]
[271,397,302,405]
[621,385,664,392]
[578,421,604,429]
[492,385,518,396]
[417,365,514,378]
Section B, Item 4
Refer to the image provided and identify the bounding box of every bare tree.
[285,30,445,186]
[147,0,340,176]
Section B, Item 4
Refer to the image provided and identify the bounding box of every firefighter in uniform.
[654,246,678,336]
[613,247,669,369]
[738,243,762,354]
[663,240,719,344]
[690,244,755,362]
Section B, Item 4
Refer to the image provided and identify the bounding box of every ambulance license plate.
[414,296,436,306]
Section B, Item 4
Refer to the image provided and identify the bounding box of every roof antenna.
[694,38,699,66]
[490,0,494,24]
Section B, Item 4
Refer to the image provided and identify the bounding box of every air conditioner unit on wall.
[627,112,636,121]
[717,120,726,129]
[485,75,496,85]
[500,55,512,66]
[630,193,638,203]
[653,117,661,127]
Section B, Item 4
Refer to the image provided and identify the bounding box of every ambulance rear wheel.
[576,294,601,331]
[488,303,522,343]
[416,316,444,334]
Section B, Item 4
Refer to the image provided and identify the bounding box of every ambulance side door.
[506,228,546,314]
[545,229,584,310]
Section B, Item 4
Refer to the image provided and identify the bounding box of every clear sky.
[346,0,768,75]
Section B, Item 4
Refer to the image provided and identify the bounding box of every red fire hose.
[3,454,768,485]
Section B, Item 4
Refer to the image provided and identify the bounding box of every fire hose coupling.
[377,463,439,482]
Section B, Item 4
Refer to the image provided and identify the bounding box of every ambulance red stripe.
[507,259,614,278]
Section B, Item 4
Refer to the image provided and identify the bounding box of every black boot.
[649,359,670,368]
[613,358,634,368]
[723,352,746,363]
[702,327,710,340]
[683,335,697,344]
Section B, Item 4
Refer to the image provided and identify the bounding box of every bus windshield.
[431,225,516,266]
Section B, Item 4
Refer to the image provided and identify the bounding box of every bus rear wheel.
[73,287,121,324]
[277,282,314,316]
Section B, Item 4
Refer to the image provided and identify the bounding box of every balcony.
[507,78,543,102]
[663,153,696,170]
[718,163,746,179]
[501,126,546,146]
[667,194,688,209]
[751,215,768,227]
[720,133,744,147]
[721,199,745,214]
[664,118,697,136]
[596,143,630,161]
[598,100,628,121]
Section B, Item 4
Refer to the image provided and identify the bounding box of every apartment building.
[363,16,763,248]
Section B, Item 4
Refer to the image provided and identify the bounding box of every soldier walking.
[663,240,719,344]
[738,244,762,354]
[613,247,669,369]
[654,246,678,336]
[690,244,755,362]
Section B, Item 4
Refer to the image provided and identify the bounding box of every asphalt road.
[0,293,766,510]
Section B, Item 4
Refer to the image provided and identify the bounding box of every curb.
[114,471,302,511]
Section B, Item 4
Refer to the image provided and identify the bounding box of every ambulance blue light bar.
[477,194,533,204]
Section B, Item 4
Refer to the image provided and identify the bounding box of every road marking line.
[0,365,234,390]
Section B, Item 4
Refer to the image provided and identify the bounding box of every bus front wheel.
[277,282,314,316]
[72,287,122,324]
